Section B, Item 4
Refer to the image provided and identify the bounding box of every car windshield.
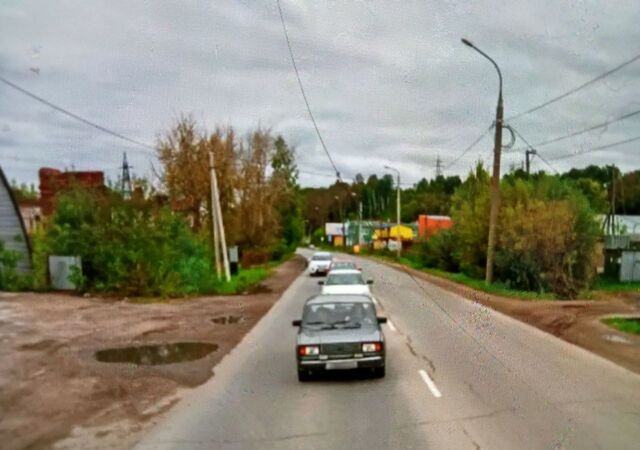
[303,302,376,327]
[312,254,331,261]
[325,273,365,285]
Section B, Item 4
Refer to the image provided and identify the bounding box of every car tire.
[373,366,385,378]
[298,369,312,382]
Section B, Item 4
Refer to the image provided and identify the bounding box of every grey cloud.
[1,0,639,189]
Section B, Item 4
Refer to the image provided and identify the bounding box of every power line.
[444,126,492,170]
[507,51,640,121]
[510,126,559,174]
[509,108,640,151]
[0,75,156,151]
[548,134,640,161]
[275,0,341,180]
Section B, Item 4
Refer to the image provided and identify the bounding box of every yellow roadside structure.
[372,224,414,241]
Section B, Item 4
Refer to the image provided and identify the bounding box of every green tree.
[271,136,303,256]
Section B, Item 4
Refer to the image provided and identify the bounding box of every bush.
[495,176,599,297]
[40,187,221,297]
[412,166,600,298]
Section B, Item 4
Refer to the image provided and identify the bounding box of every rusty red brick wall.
[39,168,105,215]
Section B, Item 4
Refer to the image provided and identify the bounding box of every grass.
[210,266,269,295]
[365,252,558,301]
[592,278,640,293]
[602,317,640,335]
[126,266,271,303]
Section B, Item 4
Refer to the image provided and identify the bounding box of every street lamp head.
[461,38,474,48]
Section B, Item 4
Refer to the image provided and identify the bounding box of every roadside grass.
[127,266,270,303]
[362,252,558,301]
[602,317,640,335]
[592,278,640,293]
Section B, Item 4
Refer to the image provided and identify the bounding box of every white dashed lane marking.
[419,369,442,398]
[387,319,397,332]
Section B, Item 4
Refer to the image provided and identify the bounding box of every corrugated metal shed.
[0,166,32,273]
[620,251,640,282]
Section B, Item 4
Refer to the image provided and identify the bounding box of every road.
[135,250,640,450]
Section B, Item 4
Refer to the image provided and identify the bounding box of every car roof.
[327,269,361,275]
[312,251,331,256]
[305,294,373,305]
[332,260,355,265]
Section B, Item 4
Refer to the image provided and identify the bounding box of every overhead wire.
[0,75,156,152]
[443,125,492,170]
[507,51,640,121]
[509,108,640,151]
[547,135,640,161]
[509,126,559,174]
[276,0,341,180]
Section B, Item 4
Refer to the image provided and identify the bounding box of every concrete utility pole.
[334,195,345,248]
[462,38,503,284]
[358,200,363,245]
[209,152,230,281]
[209,153,222,278]
[525,149,537,174]
[384,165,401,258]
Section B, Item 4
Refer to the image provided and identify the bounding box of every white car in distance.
[319,269,373,296]
[307,251,333,276]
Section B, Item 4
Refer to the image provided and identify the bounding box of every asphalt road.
[135,250,640,450]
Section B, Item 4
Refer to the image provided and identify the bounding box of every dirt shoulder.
[0,256,306,450]
[374,258,640,375]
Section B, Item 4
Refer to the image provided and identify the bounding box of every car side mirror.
[292,319,302,327]
[377,317,387,324]
[366,279,374,285]
[318,281,325,285]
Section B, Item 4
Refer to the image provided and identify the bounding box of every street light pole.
[384,165,401,259]
[462,38,503,284]
[334,195,344,249]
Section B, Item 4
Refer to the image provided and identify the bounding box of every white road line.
[419,370,442,398]
[387,319,397,332]
[371,296,378,305]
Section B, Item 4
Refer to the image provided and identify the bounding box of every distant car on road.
[307,251,333,276]
[292,294,386,381]
[319,269,373,296]
[329,259,361,272]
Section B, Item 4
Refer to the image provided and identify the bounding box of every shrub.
[41,186,221,297]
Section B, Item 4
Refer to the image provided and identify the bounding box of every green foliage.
[449,163,491,279]
[602,317,640,335]
[408,166,599,298]
[0,240,32,291]
[39,186,258,297]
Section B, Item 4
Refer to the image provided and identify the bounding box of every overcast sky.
[1,0,639,188]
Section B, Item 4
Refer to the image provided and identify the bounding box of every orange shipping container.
[418,215,452,239]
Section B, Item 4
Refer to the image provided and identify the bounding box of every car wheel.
[298,369,312,382]
[373,366,385,378]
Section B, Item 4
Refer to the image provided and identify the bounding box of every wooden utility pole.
[213,154,231,282]
[209,153,222,278]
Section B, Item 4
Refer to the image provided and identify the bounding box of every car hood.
[321,285,370,295]
[297,326,382,345]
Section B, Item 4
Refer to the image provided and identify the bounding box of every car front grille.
[321,342,360,355]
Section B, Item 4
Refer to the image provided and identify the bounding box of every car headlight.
[298,345,320,356]
[362,342,383,353]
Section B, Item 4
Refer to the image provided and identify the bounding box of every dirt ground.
[382,260,640,375]
[0,256,305,450]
